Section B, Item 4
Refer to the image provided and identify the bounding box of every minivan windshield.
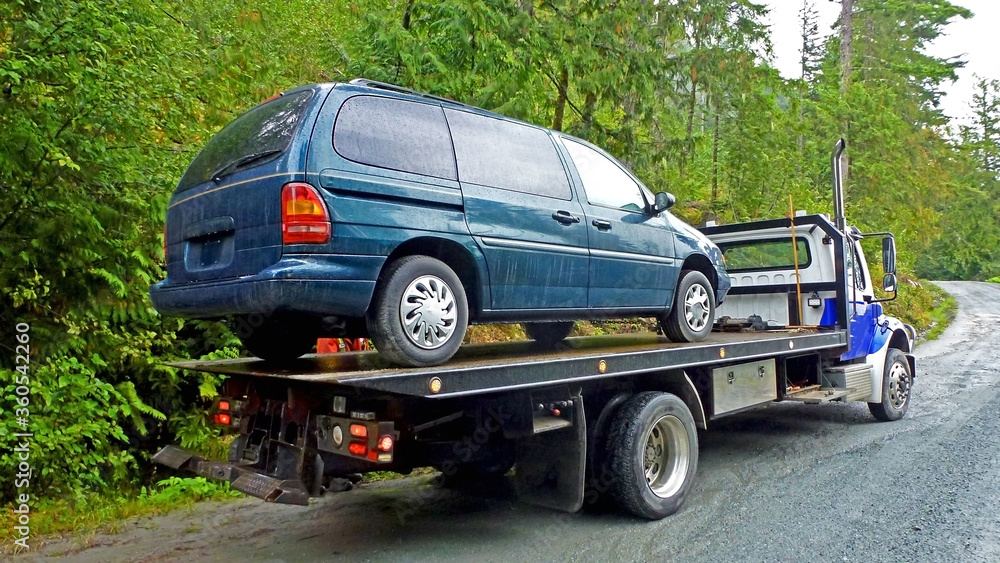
[175,90,314,192]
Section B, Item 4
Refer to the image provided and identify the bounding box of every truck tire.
[606,392,698,520]
[868,348,912,422]
[237,316,316,362]
[523,321,575,347]
[367,255,468,367]
[661,270,715,342]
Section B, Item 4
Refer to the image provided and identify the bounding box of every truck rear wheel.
[868,348,912,421]
[661,270,715,342]
[367,255,469,367]
[606,392,698,520]
[523,321,575,347]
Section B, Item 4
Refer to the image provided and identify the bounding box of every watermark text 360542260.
[11,322,32,550]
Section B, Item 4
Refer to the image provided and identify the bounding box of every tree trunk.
[711,110,720,210]
[552,67,569,132]
[839,0,853,93]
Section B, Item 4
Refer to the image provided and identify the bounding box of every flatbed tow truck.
[153,141,916,520]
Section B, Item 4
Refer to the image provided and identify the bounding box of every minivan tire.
[523,321,575,347]
[368,255,469,367]
[236,316,316,362]
[661,270,715,342]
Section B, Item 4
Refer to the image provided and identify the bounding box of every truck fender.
[863,315,913,403]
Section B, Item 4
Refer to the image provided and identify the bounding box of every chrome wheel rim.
[887,361,911,410]
[684,283,711,332]
[399,275,457,350]
[643,415,690,498]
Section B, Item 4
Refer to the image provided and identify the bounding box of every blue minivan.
[150,79,730,366]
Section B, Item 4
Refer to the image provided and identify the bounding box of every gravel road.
[23,281,1000,562]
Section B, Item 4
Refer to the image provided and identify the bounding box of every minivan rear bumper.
[150,255,384,319]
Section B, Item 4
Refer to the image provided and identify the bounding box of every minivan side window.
[333,95,458,181]
[562,138,647,213]
[445,109,571,200]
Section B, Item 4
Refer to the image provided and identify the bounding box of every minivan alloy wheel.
[400,275,457,350]
[684,283,711,332]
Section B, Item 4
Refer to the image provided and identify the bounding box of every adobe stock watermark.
[10,322,33,550]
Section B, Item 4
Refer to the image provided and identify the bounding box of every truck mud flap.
[513,390,586,513]
[152,445,310,506]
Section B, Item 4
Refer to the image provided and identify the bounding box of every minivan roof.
[287,79,518,125]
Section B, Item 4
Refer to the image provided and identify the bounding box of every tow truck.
[153,140,916,520]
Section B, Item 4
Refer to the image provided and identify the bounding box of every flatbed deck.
[170,329,847,398]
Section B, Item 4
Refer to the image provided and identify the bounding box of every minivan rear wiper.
[211,150,283,182]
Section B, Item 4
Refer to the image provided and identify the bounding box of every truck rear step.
[152,445,310,505]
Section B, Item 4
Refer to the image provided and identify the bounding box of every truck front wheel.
[606,392,698,519]
[868,348,912,421]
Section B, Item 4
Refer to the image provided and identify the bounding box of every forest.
[1,0,998,513]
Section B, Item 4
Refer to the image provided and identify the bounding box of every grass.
[362,467,436,483]
[1,477,240,556]
[921,285,958,342]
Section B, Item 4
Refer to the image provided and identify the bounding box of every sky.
[761,0,1000,127]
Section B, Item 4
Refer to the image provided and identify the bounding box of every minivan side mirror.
[653,192,676,213]
[882,236,896,274]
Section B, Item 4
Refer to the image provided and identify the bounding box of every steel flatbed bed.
[170,329,847,399]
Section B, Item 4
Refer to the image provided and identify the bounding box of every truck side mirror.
[883,273,897,293]
[882,236,896,274]
[653,192,676,213]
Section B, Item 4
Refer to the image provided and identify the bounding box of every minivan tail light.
[281,182,330,245]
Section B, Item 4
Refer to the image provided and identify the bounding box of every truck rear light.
[218,400,230,411]
[377,435,394,452]
[349,424,367,438]
[281,182,330,245]
[214,413,231,425]
[348,442,367,456]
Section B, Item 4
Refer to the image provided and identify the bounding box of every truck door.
[842,239,878,360]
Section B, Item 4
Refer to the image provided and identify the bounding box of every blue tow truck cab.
[152,109,914,522]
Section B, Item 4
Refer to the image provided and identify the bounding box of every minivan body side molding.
[479,236,589,256]
[589,248,675,265]
[319,169,464,209]
[478,306,664,323]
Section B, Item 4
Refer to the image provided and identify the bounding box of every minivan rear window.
[333,95,458,181]
[446,109,572,200]
[176,90,314,193]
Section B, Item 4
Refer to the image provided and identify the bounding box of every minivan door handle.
[592,219,612,231]
[551,210,581,225]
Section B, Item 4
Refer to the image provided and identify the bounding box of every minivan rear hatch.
[165,89,317,285]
